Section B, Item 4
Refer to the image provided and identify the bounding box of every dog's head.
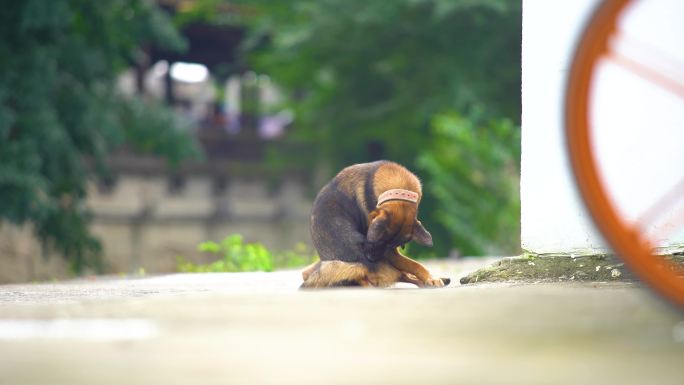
[366,201,432,249]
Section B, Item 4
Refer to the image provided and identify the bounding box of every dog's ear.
[413,220,433,247]
[367,209,390,242]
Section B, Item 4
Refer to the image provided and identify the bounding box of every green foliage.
[179,234,273,272]
[417,113,520,256]
[241,0,520,165]
[0,0,199,272]
[236,0,522,256]
[172,0,245,27]
[177,234,317,272]
[272,242,318,269]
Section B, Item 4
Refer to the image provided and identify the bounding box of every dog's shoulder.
[332,161,385,213]
[324,160,423,213]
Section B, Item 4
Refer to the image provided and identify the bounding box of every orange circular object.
[565,0,684,308]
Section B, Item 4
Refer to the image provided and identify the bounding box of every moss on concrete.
[459,253,684,284]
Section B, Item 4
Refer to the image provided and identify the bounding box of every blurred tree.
[418,113,520,255]
[237,0,522,256]
[0,0,199,272]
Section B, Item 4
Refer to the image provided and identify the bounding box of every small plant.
[177,234,317,273]
[177,234,272,273]
[273,242,318,269]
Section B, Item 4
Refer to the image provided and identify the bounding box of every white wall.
[521,0,684,255]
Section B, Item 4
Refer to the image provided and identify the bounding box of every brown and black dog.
[301,161,450,288]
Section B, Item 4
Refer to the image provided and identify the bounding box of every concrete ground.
[1,259,683,385]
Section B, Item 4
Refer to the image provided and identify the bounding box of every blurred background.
[0,0,522,282]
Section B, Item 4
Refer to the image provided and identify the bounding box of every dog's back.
[309,161,421,265]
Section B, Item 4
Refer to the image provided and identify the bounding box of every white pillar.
[521,0,684,255]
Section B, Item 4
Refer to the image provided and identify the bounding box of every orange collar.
[376,189,419,207]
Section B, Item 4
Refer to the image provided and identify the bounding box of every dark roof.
[151,1,248,76]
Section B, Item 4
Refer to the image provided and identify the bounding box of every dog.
[300,160,450,288]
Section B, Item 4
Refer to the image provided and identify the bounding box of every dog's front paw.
[425,277,450,288]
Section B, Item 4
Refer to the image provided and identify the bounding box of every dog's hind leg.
[300,261,371,288]
[301,261,320,281]
[300,261,408,289]
[367,262,403,288]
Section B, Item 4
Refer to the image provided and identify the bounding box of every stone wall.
[0,173,313,283]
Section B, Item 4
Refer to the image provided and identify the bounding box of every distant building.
[0,4,315,282]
